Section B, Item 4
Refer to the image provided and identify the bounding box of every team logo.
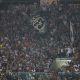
[31,15,47,33]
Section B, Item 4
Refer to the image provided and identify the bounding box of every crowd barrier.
[58,72,80,80]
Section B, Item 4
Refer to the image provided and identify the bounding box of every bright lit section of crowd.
[0,0,80,80]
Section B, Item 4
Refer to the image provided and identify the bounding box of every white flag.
[70,21,74,46]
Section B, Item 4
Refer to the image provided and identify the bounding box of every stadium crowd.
[0,1,80,80]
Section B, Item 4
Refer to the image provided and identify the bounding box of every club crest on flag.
[31,15,47,33]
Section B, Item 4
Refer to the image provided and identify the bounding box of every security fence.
[0,72,55,80]
[58,72,80,80]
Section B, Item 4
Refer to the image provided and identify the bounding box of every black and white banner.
[31,15,47,33]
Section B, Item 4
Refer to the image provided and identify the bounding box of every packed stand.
[0,2,80,80]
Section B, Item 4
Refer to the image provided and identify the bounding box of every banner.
[40,0,57,6]
[70,22,74,47]
[31,15,47,33]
